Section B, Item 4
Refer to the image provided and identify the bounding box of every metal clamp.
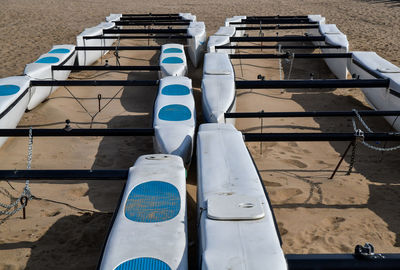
[354,243,384,260]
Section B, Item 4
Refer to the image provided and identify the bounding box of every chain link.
[0,127,33,224]
[352,109,400,152]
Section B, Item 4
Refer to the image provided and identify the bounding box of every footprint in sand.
[283,159,308,168]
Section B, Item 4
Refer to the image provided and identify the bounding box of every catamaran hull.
[348,52,400,131]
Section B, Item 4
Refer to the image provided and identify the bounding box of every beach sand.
[0,0,400,269]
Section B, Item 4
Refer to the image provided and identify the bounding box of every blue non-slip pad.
[162,57,184,64]
[161,84,190,96]
[35,56,60,64]
[0,85,20,96]
[49,48,70,54]
[115,257,171,270]
[158,104,191,121]
[163,48,183,54]
[125,181,180,222]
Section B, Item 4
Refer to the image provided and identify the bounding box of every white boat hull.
[153,76,195,165]
[348,51,400,131]
[0,76,31,147]
[159,44,188,77]
[24,45,76,110]
[99,154,188,270]
[202,53,236,124]
[187,22,206,68]
[197,123,287,270]
[76,22,115,66]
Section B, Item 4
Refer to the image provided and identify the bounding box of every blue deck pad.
[35,56,60,64]
[162,57,184,64]
[158,104,191,121]
[125,181,180,223]
[163,48,183,54]
[161,84,190,96]
[0,85,20,96]
[115,257,171,270]
[49,48,70,54]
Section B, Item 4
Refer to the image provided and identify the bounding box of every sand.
[0,0,400,269]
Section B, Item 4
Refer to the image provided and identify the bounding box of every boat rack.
[115,21,190,26]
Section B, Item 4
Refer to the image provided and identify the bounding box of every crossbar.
[103,29,188,34]
[75,46,161,51]
[243,132,400,142]
[122,13,180,16]
[216,45,342,50]
[115,21,190,26]
[247,16,309,19]
[30,80,159,87]
[229,53,352,59]
[52,66,160,71]
[235,79,390,89]
[230,36,325,42]
[237,25,319,30]
[119,18,190,22]
[225,110,400,118]
[83,35,192,40]
[0,128,155,137]
[0,170,129,180]
[230,19,317,24]
[286,253,400,270]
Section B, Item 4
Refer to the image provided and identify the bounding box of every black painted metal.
[83,35,192,40]
[115,21,190,26]
[230,36,325,42]
[122,13,180,16]
[119,17,188,21]
[103,28,187,34]
[247,15,309,19]
[286,253,400,270]
[230,19,317,24]
[0,128,155,137]
[0,170,129,180]
[237,25,319,30]
[243,132,400,142]
[30,80,159,87]
[52,66,161,71]
[235,79,390,89]
[225,110,400,118]
[229,53,353,59]
[216,45,342,50]
[75,46,161,51]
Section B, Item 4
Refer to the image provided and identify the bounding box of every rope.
[63,85,125,128]
[287,53,295,80]
[0,128,33,224]
[352,109,400,151]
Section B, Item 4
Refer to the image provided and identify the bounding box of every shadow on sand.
[4,49,204,269]
[270,44,400,247]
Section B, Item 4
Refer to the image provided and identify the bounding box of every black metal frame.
[83,35,192,40]
[225,110,400,118]
[216,45,342,50]
[230,36,325,42]
[229,53,353,59]
[30,80,159,87]
[235,79,390,89]
[52,66,160,71]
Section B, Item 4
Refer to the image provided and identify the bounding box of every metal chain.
[352,109,400,151]
[0,128,33,224]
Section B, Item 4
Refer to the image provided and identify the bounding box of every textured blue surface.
[162,57,184,64]
[35,57,60,64]
[115,257,171,270]
[158,104,191,121]
[0,85,20,96]
[49,48,70,54]
[163,48,183,53]
[125,181,180,222]
[161,84,190,96]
